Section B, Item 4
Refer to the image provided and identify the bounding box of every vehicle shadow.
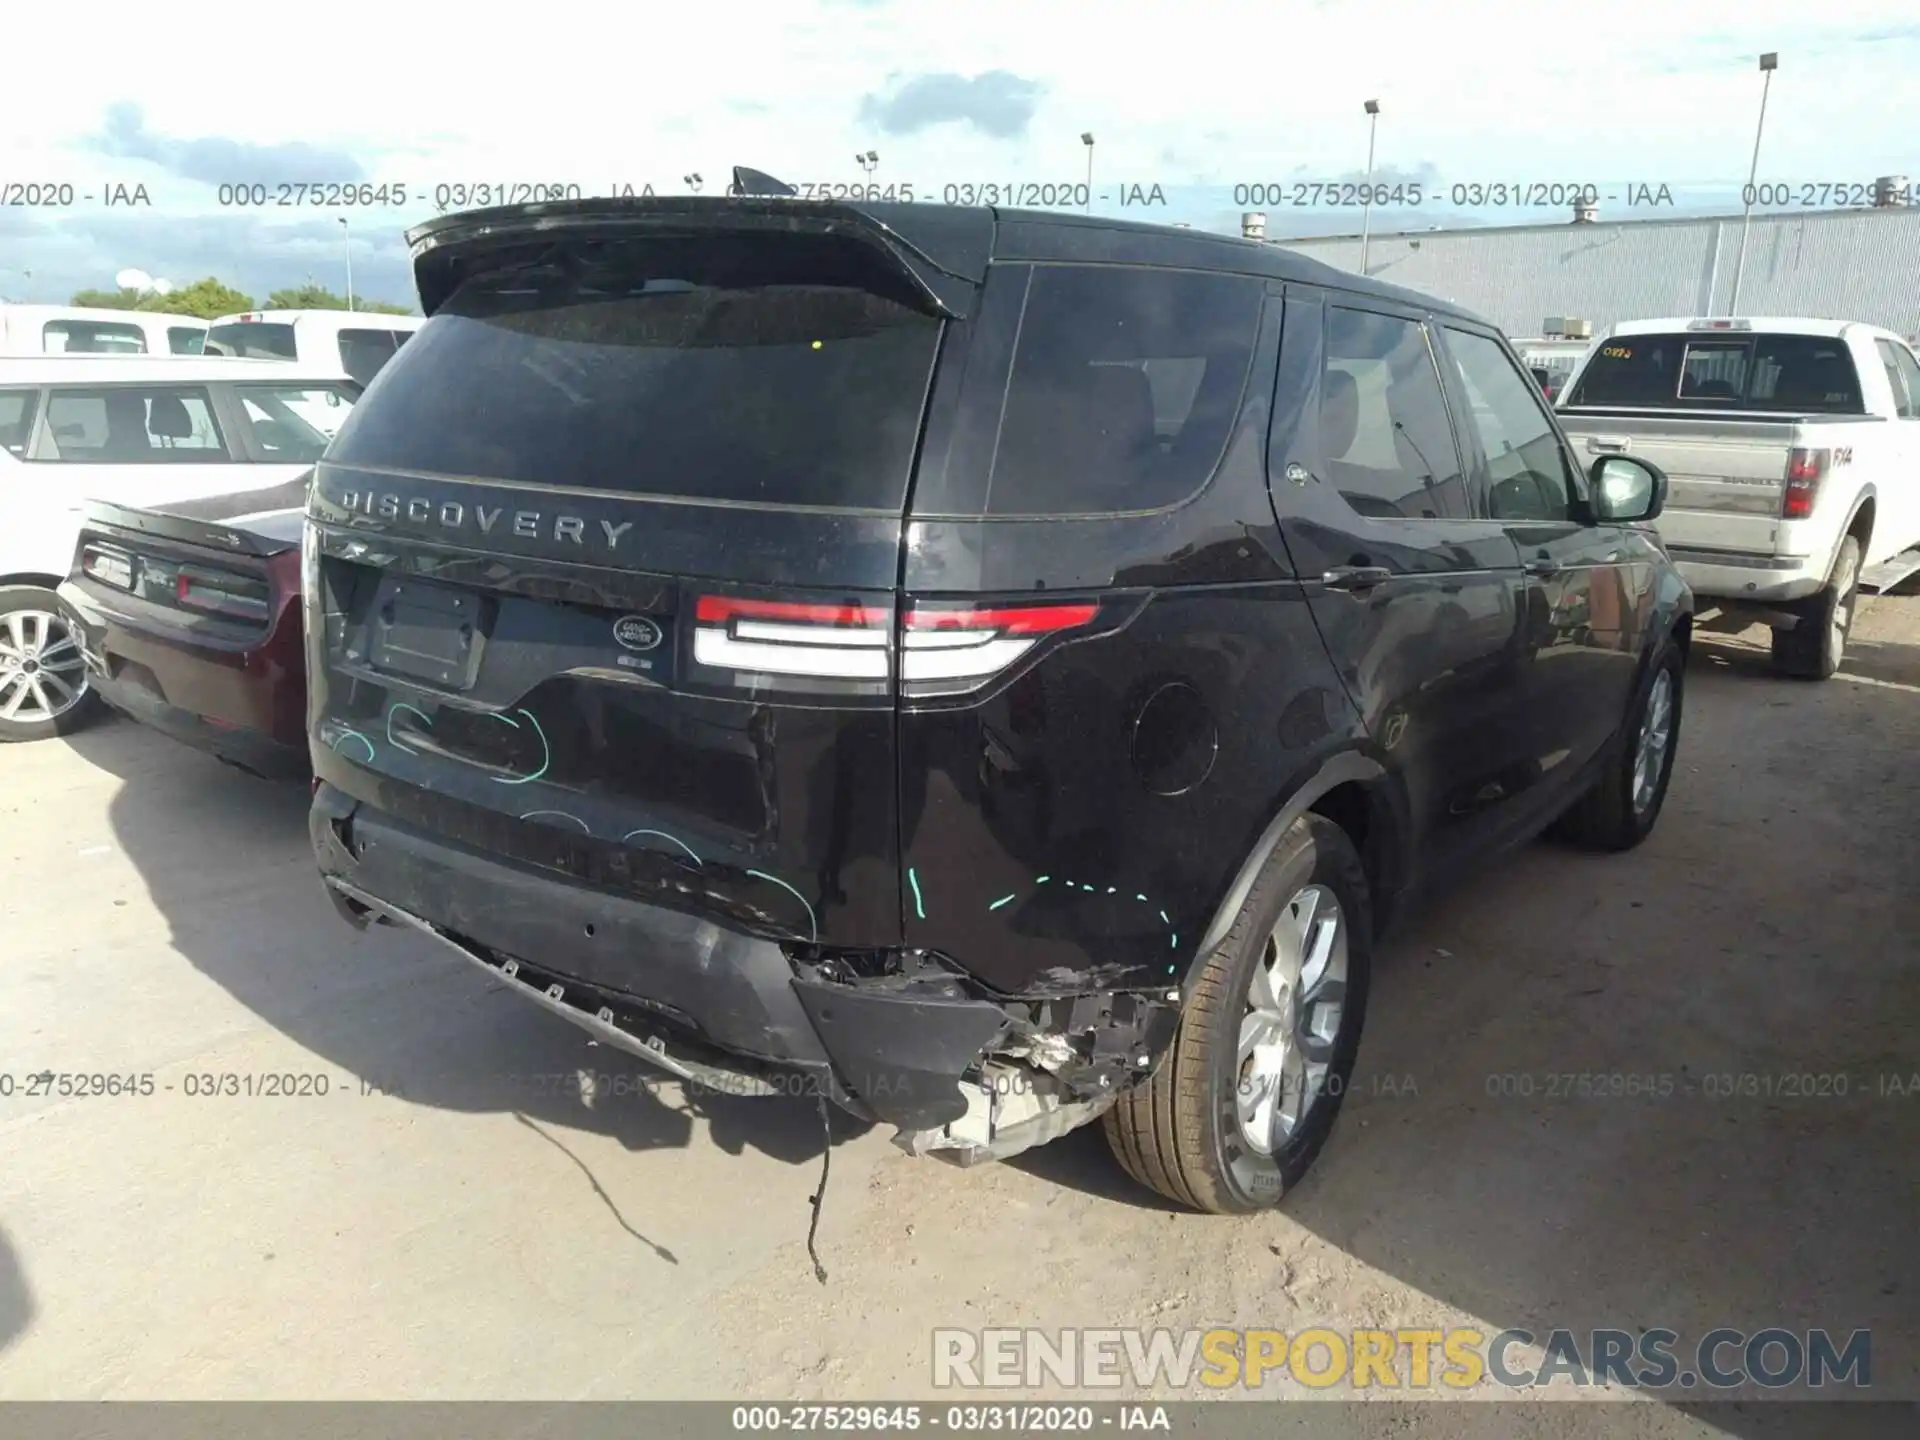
[0,1226,32,1357]
[66,718,855,1179]
[1016,626,1920,1422]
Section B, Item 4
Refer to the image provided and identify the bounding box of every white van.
[0,305,209,357]
[204,309,422,388]
[0,355,357,739]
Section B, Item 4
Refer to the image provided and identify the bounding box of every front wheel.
[1552,636,1684,851]
[0,586,101,743]
[1103,812,1373,1213]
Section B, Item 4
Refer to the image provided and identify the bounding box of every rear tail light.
[175,564,271,622]
[690,594,1101,693]
[80,544,135,590]
[692,595,890,679]
[901,603,1098,687]
[1783,448,1828,519]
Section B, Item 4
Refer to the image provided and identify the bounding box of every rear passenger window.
[168,327,206,355]
[982,266,1261,515]
[339,328,401,386]
[1319,308,1468,520]
[0,390,37,456]
[1893,345,1920,419]
[39,387,226,462]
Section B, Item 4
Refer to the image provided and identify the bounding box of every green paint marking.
[908,867,926,919]
[1136,893,1149,903]
[1170,932,1178,949]
[1035,875,1050,884]
[988,893,1016,911]
[1159,909,1170,925]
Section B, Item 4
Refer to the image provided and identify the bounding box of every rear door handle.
[1321,565,1394,591]
[1523,557,1562,578]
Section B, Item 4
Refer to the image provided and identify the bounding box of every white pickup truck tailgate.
[1561,413,1797,556]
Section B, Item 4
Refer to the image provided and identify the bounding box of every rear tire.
[1770,536,1861,680]
[1102,812,1372,1214]
[0,586,101,743]
[1553,635,1683,851]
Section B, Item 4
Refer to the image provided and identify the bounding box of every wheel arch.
[1842,488,1876,556]
[1188,747,1408,998]
[0,574,66,593]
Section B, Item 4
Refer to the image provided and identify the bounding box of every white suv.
[204,309,422,388]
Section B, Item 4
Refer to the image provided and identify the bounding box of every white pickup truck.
[1555,317,1920,678]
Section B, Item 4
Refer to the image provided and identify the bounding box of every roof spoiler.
[727,166,798,198]
[80,472,312,558]
[405,193,991,320]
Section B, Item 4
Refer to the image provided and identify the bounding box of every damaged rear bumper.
[316,784,1178,1139]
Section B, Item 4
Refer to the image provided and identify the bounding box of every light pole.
[339,217,354,311]
[1081,132,1095,212]
[684,173,703,194]
[1359,99,1380,275]
[1727,52,1777,316]
[856,150,878,184]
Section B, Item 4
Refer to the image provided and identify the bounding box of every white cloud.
[1,0,1915,298]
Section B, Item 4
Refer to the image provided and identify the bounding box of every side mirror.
[1588,454,1668,523]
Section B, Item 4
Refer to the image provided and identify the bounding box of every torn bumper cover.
[310,784,1014,1130]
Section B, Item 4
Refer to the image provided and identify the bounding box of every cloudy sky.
[3,0,1916,308]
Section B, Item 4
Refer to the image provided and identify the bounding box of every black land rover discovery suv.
[304,196,1690,1213]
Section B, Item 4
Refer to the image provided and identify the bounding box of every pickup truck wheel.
[0,586,101,743]
[1553,635,1684,851]
[1770,536,1861,680]
[1102,813,1372,1214]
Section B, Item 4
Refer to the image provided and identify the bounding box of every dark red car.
[57,473,311,779]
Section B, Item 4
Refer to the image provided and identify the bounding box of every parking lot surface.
[2,600,1916,1419]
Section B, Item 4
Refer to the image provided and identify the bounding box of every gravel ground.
[1,595,1915,1434]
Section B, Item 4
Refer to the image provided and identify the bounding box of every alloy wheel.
[1235,884,1348,1156]
[1632,668,1674,815]
[0,609,89,726]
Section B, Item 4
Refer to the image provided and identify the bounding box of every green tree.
[142,277,257,320]
[266,283,415,315]
[69,287,143,310]
[70,278,255,319]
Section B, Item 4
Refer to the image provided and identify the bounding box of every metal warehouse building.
[1267,198,1920,341]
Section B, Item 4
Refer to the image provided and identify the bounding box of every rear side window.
[338,328,401,386]
[1566,332,1864,414]
[168,327,206,355]
[1319,307,1468,520]
[327,233,944,510]
[44,320,146,354]
[982,266,1260,515]
[205,322,298,360]
[38,387,227,462]
[1892,344,1920,419]
[0,390,38,456]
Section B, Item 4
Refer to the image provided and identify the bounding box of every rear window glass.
[983,266,1261,515]
[1565,332,1864,414]
[44,320,146,354]
[168,327,206,355]
[205,322,298,360]
[327,234,944,511]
